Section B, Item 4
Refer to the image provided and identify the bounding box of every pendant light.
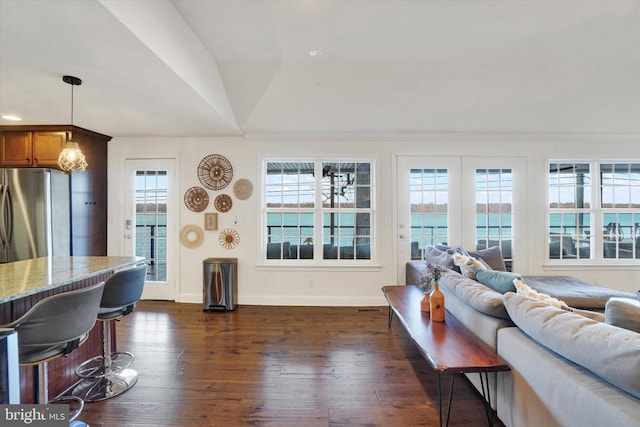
[57,75,88,172]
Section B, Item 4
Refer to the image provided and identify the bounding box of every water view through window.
[136,171,167,280]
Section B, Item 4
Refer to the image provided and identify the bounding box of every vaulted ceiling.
[1,0,639,138]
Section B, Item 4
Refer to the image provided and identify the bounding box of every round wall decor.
[219,228,240,249]
[180,224,204,249]
[197,154,233,190]
[233,178,253,200]
[214,194,233,212]
[183,186,209,212]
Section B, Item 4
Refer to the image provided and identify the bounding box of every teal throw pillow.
[474,269,520,294]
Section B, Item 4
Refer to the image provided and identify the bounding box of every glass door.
[124,159,178,300]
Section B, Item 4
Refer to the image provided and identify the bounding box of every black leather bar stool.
[73,265,147,402]
[0,282,105,426]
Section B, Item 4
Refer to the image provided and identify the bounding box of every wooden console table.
[382,285,510,427]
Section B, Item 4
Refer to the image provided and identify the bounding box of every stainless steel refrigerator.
[0,168,70,263]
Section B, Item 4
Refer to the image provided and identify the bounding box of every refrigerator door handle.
[0,184,7,247]
[4,186,12,247]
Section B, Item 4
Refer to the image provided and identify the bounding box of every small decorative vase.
[430,282,445,322]
[421,291,431,312]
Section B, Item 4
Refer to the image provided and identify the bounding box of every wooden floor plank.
[77,301,504,427]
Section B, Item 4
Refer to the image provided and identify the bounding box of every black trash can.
[203,258,238,311]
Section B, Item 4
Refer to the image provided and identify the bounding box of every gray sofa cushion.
[440,271,510,320]
[497,327,640,427]
[406,260,427,286]
[468,246,507,271]
[605,297,640,333]
[424,245,465,273]
[504,292,640,399]
[520,275,635,310]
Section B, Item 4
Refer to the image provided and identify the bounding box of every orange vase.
[430,282,445,322]
[420,292,431,312]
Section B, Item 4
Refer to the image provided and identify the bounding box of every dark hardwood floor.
[79,301,505,427]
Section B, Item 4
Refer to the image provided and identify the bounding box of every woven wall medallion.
[180,224,204,249]
[233,178,253,200]
[219,228,240,249]
[183,186,209,212]
[197,154,233,190]
[214,194,233,212]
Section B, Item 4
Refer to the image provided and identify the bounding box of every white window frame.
[546,159,640,264]
[261,158,376,265]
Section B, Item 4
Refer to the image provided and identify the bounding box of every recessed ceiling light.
[1,114,22,121]
[309,50,323,57]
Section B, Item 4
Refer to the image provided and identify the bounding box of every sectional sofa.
[406,246,640,427]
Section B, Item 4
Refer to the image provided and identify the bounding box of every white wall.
[107,134,640,306]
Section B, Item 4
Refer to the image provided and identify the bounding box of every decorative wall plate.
[214,194,233,212]
[183,186,209,212]
[233,178,253,200]
[219,228,240,249]
[180,224,204,249]
[197,154,233,190]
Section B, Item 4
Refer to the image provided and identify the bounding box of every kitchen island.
[0,256,144,403]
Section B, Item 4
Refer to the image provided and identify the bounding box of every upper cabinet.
[0,130,66,167]
[0,125,112,256]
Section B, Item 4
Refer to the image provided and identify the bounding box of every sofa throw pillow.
[605,297,640,333]
[514,278,569,309]
[474,269,520,294]
[423,245,465,273]
[434,244,469,255]
[504,292,640,399]
[452,253,486,280]
[468,246,507,271]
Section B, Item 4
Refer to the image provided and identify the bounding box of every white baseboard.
[176,293,388,307]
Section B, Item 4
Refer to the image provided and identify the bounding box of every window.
[409,168,449,258]
[475,168,513,270]
[135,170,167,281]
[548,161,640,261]
[264,160,373,262]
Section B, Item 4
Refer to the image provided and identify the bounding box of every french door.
[124,159,178,300]
[396,155,527,284]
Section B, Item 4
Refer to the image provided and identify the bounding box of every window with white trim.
[475,168,513,270]
[409,168,449,254]
[264,160,373,262]
[548,161,640,261]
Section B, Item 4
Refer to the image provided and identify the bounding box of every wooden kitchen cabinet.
[0,125,112,256]
[0,130,66,167]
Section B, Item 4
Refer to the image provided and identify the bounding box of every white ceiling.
[1,0,639,138]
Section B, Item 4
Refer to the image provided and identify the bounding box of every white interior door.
[124,159,178,300]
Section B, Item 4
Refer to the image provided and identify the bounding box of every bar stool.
[73,265,147,402]
[0,282,105,426]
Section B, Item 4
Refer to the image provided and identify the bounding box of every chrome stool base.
[50,394,85,423]
[75,351,134,379]
[72,367,138,402]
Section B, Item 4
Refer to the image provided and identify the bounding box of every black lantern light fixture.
[57,75,88,172]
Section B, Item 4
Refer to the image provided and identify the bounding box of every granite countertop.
[0,256,144,304]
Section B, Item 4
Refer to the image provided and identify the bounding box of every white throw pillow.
[513,278,569,309]
[452,253,487,280]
